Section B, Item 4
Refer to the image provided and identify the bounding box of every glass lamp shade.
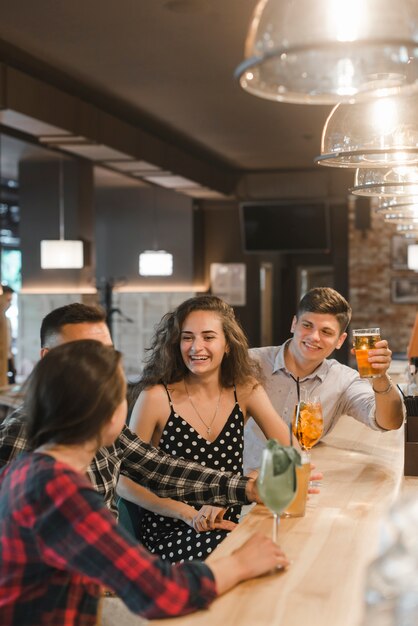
[381,212,418,225]
[396,223,418,236]
[316,95,418,168]
[375,197,418,217]
[235,0,418,105]
[40,240,84,269]
[408,244,418,270]
[139,250,173,277]
[350,167,418,197]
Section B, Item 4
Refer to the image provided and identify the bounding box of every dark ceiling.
[0,0,333,178]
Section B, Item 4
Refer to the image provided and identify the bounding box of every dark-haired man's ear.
[335,332,348,350]
[40,348,50,359]
[290,316,297,333]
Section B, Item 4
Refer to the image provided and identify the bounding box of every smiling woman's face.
[180,310,228,377]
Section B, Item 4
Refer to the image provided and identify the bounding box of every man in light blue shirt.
[244,287,404,473]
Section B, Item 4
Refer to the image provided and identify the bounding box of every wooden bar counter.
[102,416,411,626]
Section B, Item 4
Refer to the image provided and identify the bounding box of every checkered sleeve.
[117,425,250,506]
[0,410,28,468]
[36,465,217,618]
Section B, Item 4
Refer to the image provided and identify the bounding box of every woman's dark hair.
[26,340,125,449]
[133,295,262,400]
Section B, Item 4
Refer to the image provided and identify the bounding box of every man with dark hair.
[40,302,110,351]
[244,287,404,473]
[0,302,260,515]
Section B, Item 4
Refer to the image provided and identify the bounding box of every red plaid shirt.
[0,453,216,625]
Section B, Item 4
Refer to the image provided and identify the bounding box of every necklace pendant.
[207,427,211,435]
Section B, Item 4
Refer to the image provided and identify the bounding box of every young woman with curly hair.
[117,295,291,563]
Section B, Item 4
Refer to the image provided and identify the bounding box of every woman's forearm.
[117,475,197,523]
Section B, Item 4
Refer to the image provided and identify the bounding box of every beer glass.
[257,441,299,543]
[353,328,381,378]
[282,451,310,518]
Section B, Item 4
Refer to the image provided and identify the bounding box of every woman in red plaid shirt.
[0,340,287,626]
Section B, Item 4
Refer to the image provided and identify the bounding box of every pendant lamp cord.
[59,159,65,241]
[152,186,158,251]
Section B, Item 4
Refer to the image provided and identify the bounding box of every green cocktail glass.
[257,440,300,543]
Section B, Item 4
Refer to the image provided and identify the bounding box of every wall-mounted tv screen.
[240,200,332,254]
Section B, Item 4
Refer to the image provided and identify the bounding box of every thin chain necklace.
[184,380,223,436]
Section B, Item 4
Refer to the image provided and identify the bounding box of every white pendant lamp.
[139,250,173,277]
[138,188,173,277]
[41,240,84,269]
[235,0,418,105]
[40,159,84,269]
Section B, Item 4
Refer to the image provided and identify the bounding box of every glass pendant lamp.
[381,212,418,225]
[396,223,418,236]
[235,0,418,105]
[350,167,418,197]
[315,94,418,167]
[375,196,418,215]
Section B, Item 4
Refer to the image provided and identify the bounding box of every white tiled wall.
[17,292,194,381]
[111,292,194,379]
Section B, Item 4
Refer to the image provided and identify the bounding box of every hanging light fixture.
[315,94,418,168]
[408,244,418,270]
[139,250,173,276]
[235,0,418,105]
[381,212,418,225]
[350,166,418,197]
[396,223,418,237]
[40,159,84,269]
[138,188,173,277]
[375,196,418,215]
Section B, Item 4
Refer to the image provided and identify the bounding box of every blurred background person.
[0,285,16,384]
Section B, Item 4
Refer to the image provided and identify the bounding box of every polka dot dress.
[138,386,244,564]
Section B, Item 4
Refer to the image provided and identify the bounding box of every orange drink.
[292,399,323,450]
[282,454,310,518]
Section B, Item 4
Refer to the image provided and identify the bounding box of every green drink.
[257,440,300,543]
[258,457,297,514]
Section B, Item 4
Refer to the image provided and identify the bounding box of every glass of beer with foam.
[353,328,381,378]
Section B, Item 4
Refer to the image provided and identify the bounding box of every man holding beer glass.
[244,287,404,473]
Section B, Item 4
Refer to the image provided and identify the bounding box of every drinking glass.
[282,450,310,518]
[292,392,324,460]
[353,328,381,378]
[257,440,299,543]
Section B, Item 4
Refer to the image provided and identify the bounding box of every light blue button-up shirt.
[243,341,390,473]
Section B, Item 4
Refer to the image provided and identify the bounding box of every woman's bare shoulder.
[235,377,262,399]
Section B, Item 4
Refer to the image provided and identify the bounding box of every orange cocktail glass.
[292,396,323,451]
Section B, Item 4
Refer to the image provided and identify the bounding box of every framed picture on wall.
[391,277,418,303]
[391,235,418,269]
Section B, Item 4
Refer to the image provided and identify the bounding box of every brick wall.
[348,198,418,356]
